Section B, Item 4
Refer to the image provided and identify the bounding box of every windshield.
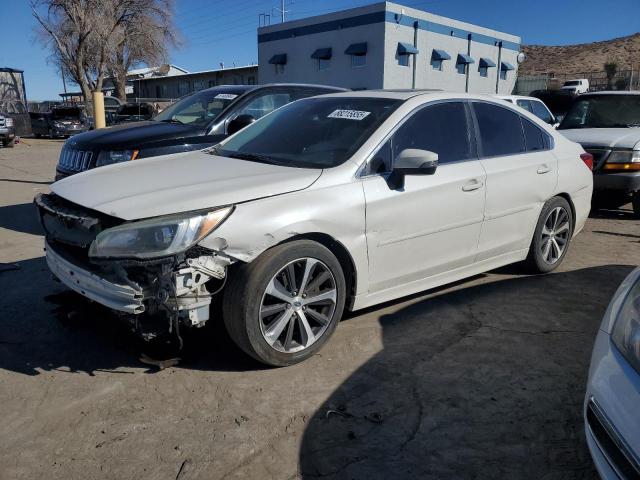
[154,89,242,126]
[52,108,81,119]
[214,97,402,169]
[558,95,640,129]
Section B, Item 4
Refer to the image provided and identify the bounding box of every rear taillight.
[580,152,594,171]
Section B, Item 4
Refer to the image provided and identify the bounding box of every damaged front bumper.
[37,193,232,340]
[45,240,146,314]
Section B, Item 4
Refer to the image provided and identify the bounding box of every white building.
[258,2,521,94]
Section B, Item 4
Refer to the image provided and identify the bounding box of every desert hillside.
[520,33,640,76]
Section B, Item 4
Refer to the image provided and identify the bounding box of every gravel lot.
[1,138,638,480]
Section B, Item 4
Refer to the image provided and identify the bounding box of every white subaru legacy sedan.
[36,91,593,366]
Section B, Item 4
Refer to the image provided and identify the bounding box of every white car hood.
[51,151,322,220]
[560,128,640,149]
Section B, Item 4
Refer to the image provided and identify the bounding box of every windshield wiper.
[226,152,277,164]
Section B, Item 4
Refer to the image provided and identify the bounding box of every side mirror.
[387,149,438,190]
[227,114,256,136]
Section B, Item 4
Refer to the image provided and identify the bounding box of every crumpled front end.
[35,192,232,341]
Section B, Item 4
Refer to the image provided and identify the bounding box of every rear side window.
[473,102,525,157]
[530,100,554,124]
[521,117,546,152]
[392,102,473,165]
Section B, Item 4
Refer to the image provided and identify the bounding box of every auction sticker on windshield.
[328,109,371,120]
[215,94,238,100]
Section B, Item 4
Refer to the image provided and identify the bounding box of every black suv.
[55,83,345,180]
[0,99,31,146]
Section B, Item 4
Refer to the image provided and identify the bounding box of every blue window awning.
[479,58,496,68]
[501,61,515,71]
[397,42,419,55]
[457,53,475,65]
[311,48,332,60]
[345,42,367,56]
[431,49,451,61]
[269,54,287,65]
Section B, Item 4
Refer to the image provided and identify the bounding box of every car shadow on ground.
[0,202,44,236]
[297,264,634,480]
[590,202,637,220]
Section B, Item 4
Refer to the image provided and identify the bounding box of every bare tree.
[32,0,173,111]
[108,0,179,100]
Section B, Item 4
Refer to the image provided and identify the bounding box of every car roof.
[579,91,640,96]
[259,83,348,92]
[494,94,542,101]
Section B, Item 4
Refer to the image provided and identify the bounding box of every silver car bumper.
[45,241,145,314]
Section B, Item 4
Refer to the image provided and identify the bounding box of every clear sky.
[2,0,639,100]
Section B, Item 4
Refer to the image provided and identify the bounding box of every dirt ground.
[0,138,638,480]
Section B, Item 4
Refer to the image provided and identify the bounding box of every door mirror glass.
[388,149,438,189]
[227,114,256,135]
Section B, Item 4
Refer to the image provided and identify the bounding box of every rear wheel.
[2,139,14,148]
[525,196,573,273]
[223,240,346,366]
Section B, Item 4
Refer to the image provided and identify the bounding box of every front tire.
[223,240,346,367]
[525,196,574,273]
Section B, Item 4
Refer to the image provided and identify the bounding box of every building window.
[431,59,443,71]
[479,66,488,77]
[456,63,466,75]
[500,69,507,80]
[351,54,366,67]
[318,58,330,70]
[275,64,285,74]
[398,54,410,67]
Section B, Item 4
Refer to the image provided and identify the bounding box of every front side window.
[474,102,525,157]
[154,89,242,126]
[351,54,366,67]
[216,97,401,169]
[559,95,640,129]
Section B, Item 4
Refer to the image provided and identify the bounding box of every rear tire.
[2,139,14,148]
[632,191,640,218]
[525,196,574,274]
[223,240,346,367]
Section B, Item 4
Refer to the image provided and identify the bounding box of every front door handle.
[462,179,484,192]
[537,164,551,174]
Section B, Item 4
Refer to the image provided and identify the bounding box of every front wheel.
[223,240,346,366]
[525,196,574,273]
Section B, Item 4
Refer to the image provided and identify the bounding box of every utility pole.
[274,0,289,22]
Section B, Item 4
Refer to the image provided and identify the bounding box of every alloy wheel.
[540,206,570,264]
[259,257,337,353]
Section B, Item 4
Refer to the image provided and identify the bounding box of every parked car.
[562,78,590,94]
[494,95,558,126]
[0,99,32,138]
[31,106,88,138]
[114,102,154,124]
[530,89,578,124]
[37,91,593,365]
[558,92,640,216]
[584,266,640,479]
[0,113,16,147]
[54,83,346,180]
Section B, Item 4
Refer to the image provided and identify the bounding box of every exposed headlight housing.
[5,117,14,127]
[96,149,139,167]
[611,276,640,374]
[89,207,233,260]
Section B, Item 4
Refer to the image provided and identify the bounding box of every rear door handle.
[462,179,484,192]
[537,164,551,174]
